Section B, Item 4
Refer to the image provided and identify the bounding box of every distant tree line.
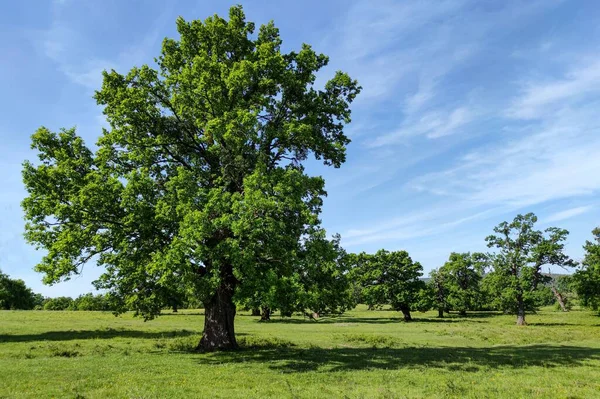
[235,212,600,324]
[0,276,114,311]
[3,213,600,327]
[346,213,600,325]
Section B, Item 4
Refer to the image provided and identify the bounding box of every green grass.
[1,306,599,398]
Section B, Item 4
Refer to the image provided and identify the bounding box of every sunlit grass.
[1,306,599,398]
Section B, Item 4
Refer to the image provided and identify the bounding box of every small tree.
[572,227,600,313]
[428,269,447,318]
[438,252,484,316]
[485,213,574,325]
[351,250,426,321]
[295,232,355,317]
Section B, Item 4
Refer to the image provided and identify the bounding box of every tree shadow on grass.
[0,328,202,343]
[160,312,205,316]
[262,317,403,325]
[197,345,600,373]
[459,311,503,318]
[411,318,487,324]
[258,310,502,325]
[258,316,491,325]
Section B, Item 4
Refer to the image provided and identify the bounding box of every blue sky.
[2,0,600,297]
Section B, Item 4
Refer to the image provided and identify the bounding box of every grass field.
[1,306,599,398]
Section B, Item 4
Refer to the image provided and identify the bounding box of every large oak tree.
[21,6,359,350]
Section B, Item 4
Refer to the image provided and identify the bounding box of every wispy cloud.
[409,98,600,208]
[370,106,475,147]
[34,2,172,90]
[323,0,472,104]
[545,206,593,223]
[342,207,499,248]
[507,57,600,119]
[326,0,562,144]
[358,50,600,256]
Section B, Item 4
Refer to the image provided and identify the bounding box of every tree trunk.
[400,306,412,322]
[516,303,526,326]
[197,283,237,351]
[251,308,261,316]
[551,286,568,312]
[438,308,444,318]
[459,309,466,317]
[260,306,271,321]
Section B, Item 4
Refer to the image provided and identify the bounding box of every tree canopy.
[237,231,354,320]
[22,6,360,350]
[435,252,485,316]
[485,213,574,325]
[349,250,426,321]
[572,227,600,313]
[0,270,41,310]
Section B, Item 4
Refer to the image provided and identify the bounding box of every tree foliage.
[427,268,448,318]
[43,296,74,311]
[349,250,426,321]
[295,232,355,316]
[572,227,600,313]
[435,252,485,316]
[21,6,359,350]
[0,270,40,310]
[73,293,112,311]
[485,213,574,325]
[238,231,354,319]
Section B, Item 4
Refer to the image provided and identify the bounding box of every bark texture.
[198,283,237,351]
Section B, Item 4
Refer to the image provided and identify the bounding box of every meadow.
[1,306,599,398]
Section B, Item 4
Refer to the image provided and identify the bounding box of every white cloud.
[369,106,475,147]
[37,22,118,89]
[428,107,474,139]
[507,58,600,119]
[342,207,498,248]
[326,0,562,149]
[34,2,171,90]
[323,0,473,105]
[545,206,593,223]
[409,102,600,209]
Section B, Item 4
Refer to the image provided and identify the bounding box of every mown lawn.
[1,306,599,398]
